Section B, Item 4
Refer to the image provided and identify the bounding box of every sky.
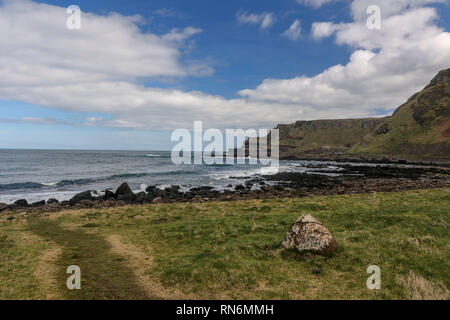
[0,0,449,150]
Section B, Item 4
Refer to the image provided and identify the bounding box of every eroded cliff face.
[240,69,450,162]
[275,118,387,159]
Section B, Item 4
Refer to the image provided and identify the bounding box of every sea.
[0,149,349,204]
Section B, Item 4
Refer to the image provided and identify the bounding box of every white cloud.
[240,0,450,118]
[311,22,339,39]
[236,11,275,29]
[282,19,302,41]
[161,26,202,42]
[297,0,334,8]
[0,0,449,131]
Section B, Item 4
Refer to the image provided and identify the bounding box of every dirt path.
[34,238,63,300]
[28,218,152,299]
[106,234,195,299]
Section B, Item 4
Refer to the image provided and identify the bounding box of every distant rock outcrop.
[281,214,338,256]
[264,68,450,162]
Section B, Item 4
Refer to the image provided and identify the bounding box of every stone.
[30,200,46,207]
[104,189,115,200]
[14,199,28,207]
[184,192,194,200]
[115,182,134,196]
[152,197,163,204]
[69,191,93,205]
[0,203,7,212]
[117,193,135,202]
[47,198,59,204]
[281,214,337,256]
[115,182,135,202]
[153,188,167,198]
[135,192,147,203]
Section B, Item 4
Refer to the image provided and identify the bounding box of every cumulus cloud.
[240,0,450,119]
[1,0,449,131]
[236,11,275,29]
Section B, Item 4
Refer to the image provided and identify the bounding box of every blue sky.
[0,0,449,150]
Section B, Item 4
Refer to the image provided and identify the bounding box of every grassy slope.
[0,188,449,300]
[351,74,450,160]
[275,118,386,158]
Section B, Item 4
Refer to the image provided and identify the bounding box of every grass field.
[0,188,449,300]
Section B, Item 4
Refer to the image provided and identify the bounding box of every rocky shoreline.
[1,163,449,217]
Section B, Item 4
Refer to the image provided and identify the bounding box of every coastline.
[1,163,449,216]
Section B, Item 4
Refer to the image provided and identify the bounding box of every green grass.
[0,188,449,299]
[27,218,150,300]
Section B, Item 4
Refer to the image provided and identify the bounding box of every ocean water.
[0,149,343,204]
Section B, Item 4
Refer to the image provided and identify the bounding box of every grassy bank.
[0,188,449,299]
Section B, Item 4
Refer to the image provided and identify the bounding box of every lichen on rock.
[281,214,337,256]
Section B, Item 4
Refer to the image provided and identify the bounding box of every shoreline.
[1,164,449,215]
[278,154,450,167]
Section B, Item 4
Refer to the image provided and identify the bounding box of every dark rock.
[153,188,167,198]
[190,186,214,192]
[135,192,147,203]
[104,189,115,200]
[145,185,156,193]
[117,193,135,203]
[47,198,59,204]
[184,192,194,200]
[115,182,134,199]
[0,203,7,212]
[30,200,46,207]
[14,199,28,207]
[235,184,245,191]
[165,187,181,196]
[69,191,93,205]
[7,216,15,221]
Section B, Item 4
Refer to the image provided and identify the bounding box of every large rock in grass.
[281,214,337,256]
